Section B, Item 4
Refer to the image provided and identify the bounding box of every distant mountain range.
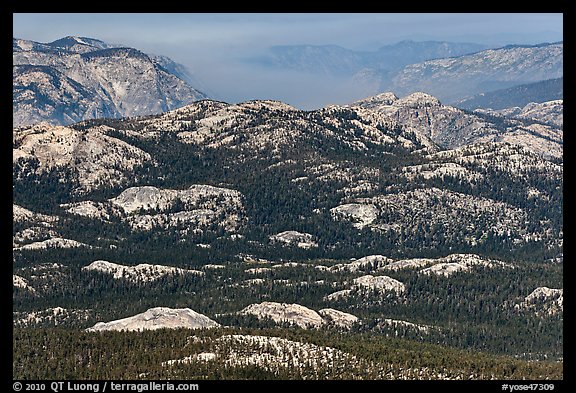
[455,78,563,110]
[14,38,563,126]
[13,36,207,127]
[251,41,562,106]
[254,40,490,76]
[389,42,563,103]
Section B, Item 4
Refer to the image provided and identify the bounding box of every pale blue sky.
[13,13,563,109]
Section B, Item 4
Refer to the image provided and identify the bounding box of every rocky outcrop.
[375,318,437,334]
[82,260,204,283]
[87,307,220,332]
[327,255,394,273]
[13,204,61,249]
[13,275,35,293]
[418,254,513,277]
[162,334,363,378]
[269,231,318,249]
[240,302,324,329]
[353,275,406,294]
[330,203,378,229]
[111,184,241,214]
[59,184,246,234]
[318,308,359,329]
[14,307,91,327]
[517,287,563,316]
[352,91,563,159]
[239,302,359,330]
[112,185,245,232]
[13,123,152,192]
[16,237,91,250]
[325,275,405,301]
[476,100,563,128]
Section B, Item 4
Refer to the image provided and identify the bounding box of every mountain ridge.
[13,92,562,261]
[389,42,563,103]
[351,91,562,159]
[456,78,563,110]
[13,36,207,127]
[256,40,490,76]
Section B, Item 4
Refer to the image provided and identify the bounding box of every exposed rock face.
[240,302,325,329]
[352,91,563,159]
[82,260,204,283]
[419,254,513,277]
[328,255,394,273]
[13,275,35,293]
[13,64,114,127]
[340,186,548,250]
[476,100,563,128]
[401,162,482,182]
[13,123,152,192]
[376,318,437,334]
[324,289,353,301]
[13,204,57,225]
[111,186,180,214]
[111,184,241,214]
[108,184,245,233]
[13,204,61,249]
[518,287,563,316]
[139,98,434,155]
[245,267,273,275]
[13,36,206,127]
[355,92,400,108]
[14,307,91,327]
[325,274,405,301]
[57,184,246,235]
[16,237,91,250]
[420,263,470,276]
[269,231,318,249]
[162,334,363,378]
[381,258,435,271]
[353,275,406,295]
[524,287,563,303]
[330,203,379,229]
[87,307,220,332]
[202,264,226,270]
[60,201,117,221]
[396,92,442,108]
[323,253,514,278]
[271,262,309,269]
[318,308,359,329]
[12,263,66,296]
